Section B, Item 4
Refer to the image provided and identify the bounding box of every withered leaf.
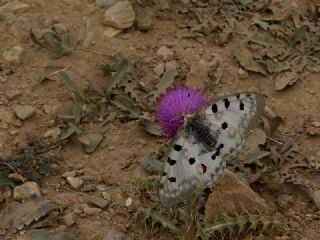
[138,118,162,137]
[150,69,178,100]
[233,48,267,75]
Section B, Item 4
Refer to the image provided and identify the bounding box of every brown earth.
[1,0,320,240]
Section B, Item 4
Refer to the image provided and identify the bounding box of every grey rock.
[82,184,97,192]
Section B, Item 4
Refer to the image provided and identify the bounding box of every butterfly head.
[155,87,208,138]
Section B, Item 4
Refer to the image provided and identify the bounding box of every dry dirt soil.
[1,0,320,240]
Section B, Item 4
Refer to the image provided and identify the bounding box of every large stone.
[205,170,270,221]
[103,0,135,29]
[13,181,41,200]
[86,195,110,209]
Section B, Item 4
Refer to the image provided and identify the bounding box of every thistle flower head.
[155,87,208,138]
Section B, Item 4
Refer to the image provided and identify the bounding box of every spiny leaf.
[138,118,162,136]
[111,95,142,118]
[58,70,85,102]
[150,69,178,100]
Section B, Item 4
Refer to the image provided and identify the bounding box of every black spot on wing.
[167,158,176,165]
[189,157,196,165]
[215,150,220,156]
[223,98,230,109]
[240,101,244,111]
[173,144,182,151]
[212,104,218,113]
[211,155,216,160]
[169,177,176,182]
[221,122,228,129]
[162,172,167,176]
[236,93,240,99]
[219,144,224,149]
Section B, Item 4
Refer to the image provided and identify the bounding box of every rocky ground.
[1,0,320,239]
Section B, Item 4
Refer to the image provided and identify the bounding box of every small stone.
[44,127,61,140]
[103,0,135,29]
[0,2,30,14]
[62,170,77,178]
[83,207,102,215]
[135,19,153,32]
[165,60,177,72]
[82,184,97,192]
[13,181,41,200]
[87,196,110,209]
[311,190,320,209]
[125,197,132,207]
[103,228,125,240]
[205,170,270,221]
[157,46,173,60]
[63,213,75,227]
[153,62,165,76]
[2,45,24,65]
[101,191,111,202]
[311,121,320,128]
[8,173,27,183]
[5,90,21,100]
[13,105,36,120]
[66,176,84,190]
[97,184,107,191]
[237,68,249,79]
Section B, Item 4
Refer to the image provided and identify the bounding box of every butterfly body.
[159,92,265,207]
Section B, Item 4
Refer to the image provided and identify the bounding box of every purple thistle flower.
[155,87,208,138]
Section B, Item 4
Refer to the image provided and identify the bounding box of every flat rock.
[82,184,97,192]
[205,170,270,222]
[103,0,135,29]
[86,195,110,209]
[13,105,36,120]
[2,45,24,65]
[311,190,320,209]
[13,181,41,200]
[63,213,75,227]
[66,176,84,190]
[157,46,173,60]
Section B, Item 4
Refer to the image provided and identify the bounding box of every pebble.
[101,191,111,202]
[311,190,320,209]
[165,60,177,72]
[13,181,41,200]
[82,184,97,192]
[13,105,36,120]
[157,46,174,60]
[2,45,24,65]
[311,121,320,128]
[125,197,132,207]
[83,207,102,215]
[62,170,77,178]
[87,196,110,209]
[153,62,165,76]
[103,0,135,29]
[63,213,75,227]
[66,176,84,190]
[5,90,21,100]
[44,127,61,140]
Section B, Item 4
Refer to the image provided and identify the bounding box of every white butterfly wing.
[160,134,224,207]
[159,92,264,207]
[203,92,265,158]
